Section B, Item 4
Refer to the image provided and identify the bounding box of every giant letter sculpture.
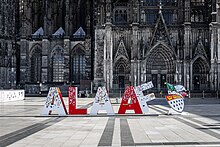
[42,87,67,115]
[69,87,87,115]
[134,81,155,114]
[118,86,142,114]
[90,87,115,115]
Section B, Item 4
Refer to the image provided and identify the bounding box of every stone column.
[210,23,218,91]
[217,1,220,91]
[20,1,32,85]
[22,1,32,36]
[42,38,50,83]
[94,29,105,88]
[64,37,70,82]
[43,0,48,35]
[210,0,219,90]
[175,60,182,85]
[130,23,139,86]
[85,38,92,80]
[183,22,191,90]
[20,38,28,87]
[65,0,70,36]
[0,0,3,34]
[182,0,191,90]
[104,22,113,91]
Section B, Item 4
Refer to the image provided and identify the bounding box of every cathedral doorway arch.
[145,42,176,91]
[192,56,209,91]
[116,62,125,89]
[70,44,86,85]
[29,44,42,83]
[113,57,130,91]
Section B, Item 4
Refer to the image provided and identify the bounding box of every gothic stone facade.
[18,0,92,93]
[0,0,18,89]
[94,0,219,92]
[1,0,220,93]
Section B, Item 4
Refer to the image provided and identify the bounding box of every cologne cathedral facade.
[0,0,219,93]
[94,0,218,92]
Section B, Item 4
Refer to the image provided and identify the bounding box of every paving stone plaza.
[1,97,220,147]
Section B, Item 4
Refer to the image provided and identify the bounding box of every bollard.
[202,91,204,99]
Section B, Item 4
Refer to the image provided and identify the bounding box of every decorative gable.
[52,27,65,36]
[150,9,173,48]
[73,27,86,38]
[32,27,44,36]
[194,39,208,58]
[114,40,129,62]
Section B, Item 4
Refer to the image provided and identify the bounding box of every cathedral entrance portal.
[192,56,209,91]
[113,40,130,92]
[145,43,176,91]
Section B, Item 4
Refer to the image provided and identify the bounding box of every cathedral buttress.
[210,0,219,91]
[183,0,191,90]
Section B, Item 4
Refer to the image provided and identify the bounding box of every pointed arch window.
[71,47,86,83]
[163,10,173,24]
[114,8,127,24]
[52,47,64,82]
[146,10,157,24]
[30,46,42,82]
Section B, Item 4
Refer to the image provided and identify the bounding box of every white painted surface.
[135,81,155,113]
[90,87,115,115]
[0,90,25,102]
[42,87,67,115]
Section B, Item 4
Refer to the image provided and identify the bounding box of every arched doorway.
[145,43,176,91]
[113,57,130,91]
[192,56,209,91]
[30,45,42,83]
[70,45,86,84]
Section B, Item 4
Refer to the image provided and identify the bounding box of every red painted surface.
[118,86,142,114]
[68,87,87,114]
[58,88,68,114]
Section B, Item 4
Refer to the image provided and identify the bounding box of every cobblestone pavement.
[1,97,220,146]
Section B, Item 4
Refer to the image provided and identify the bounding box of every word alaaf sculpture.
[42,81,155,115]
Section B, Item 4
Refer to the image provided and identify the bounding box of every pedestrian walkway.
[1,97,220,146]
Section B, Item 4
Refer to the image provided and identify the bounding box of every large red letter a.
[118,86,142,114]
